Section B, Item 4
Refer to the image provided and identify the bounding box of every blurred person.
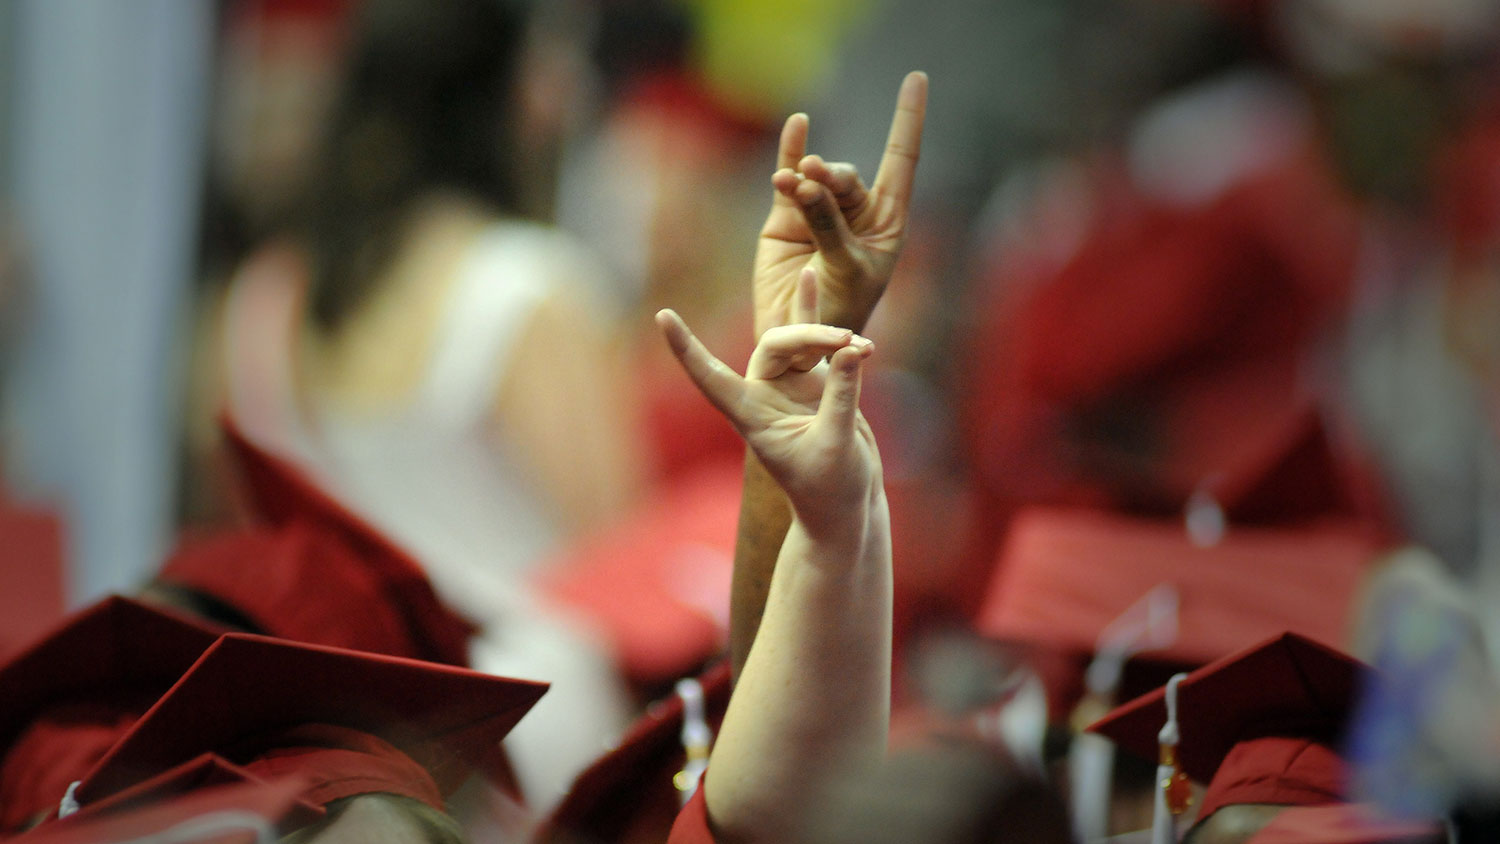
[1274,0,1500,584]
[184,0,352,526]
[212,0,641,814]
[204,0,349,279]
[554,2,782,487]
[956,56,1384,598]
[1092,632,1450,844]
[953,0,1500,835]
[0,593,543,842]
[1259,0,1500,828]
[557,67,768,484]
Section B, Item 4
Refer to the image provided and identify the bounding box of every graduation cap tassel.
[57,781,81,819]
[1071,584,1180,841]
[1153,673,1192,844]
[674,677,712,804]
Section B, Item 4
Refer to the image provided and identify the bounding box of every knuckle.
[883,141,920,161]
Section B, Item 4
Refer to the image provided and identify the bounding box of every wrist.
[787,478,888,554]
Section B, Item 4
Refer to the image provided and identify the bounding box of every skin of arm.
[731,71,928,679]
[658,272,890,843]
[711,484,893,843]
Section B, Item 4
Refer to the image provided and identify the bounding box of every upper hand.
[752,71,928,339]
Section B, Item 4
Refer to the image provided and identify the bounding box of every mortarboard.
[157,422,475,667]
[18,775,313,844]
[0,597,223,831]
[977,507,1377,716]
[0,597,221,748]
[538,660,732,843]
[1089,632,1365,824]
[1246,803,1447,844]
[58,752,324,830]
[71,632,548,811]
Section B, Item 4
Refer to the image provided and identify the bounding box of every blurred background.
[2,0,1500,835]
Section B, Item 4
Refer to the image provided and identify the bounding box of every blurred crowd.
[2,0,1500,841]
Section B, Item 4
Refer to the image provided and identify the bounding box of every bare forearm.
[729,449,792,679]
[708,485,893,842]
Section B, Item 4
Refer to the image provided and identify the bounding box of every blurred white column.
[6,0,213,603]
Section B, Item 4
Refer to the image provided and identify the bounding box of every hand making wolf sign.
[752,71,929,339]
[658,269,880,541]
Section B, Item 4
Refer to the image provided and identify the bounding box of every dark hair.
[295,0,528,332]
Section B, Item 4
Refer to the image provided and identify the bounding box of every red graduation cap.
[18,775,314,844]
[1247,803,1447,844]
[157,422,474,666]
[538,660,732,843]
[61,752,325,831]
[72,632,548,811]
[0,597,222,744]
[977,507,1378,716]
[1089,632,1366,823]
[0,597,223,831]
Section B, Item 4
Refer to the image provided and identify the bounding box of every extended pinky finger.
[814,343,871,433]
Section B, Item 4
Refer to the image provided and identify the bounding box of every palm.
[736,364,878,508]
[751,72,927,338]
[754,185,905,336]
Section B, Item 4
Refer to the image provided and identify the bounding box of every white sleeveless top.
[224,221,630,815]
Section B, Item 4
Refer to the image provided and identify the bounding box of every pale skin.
[659,269,892,843]
[294,197,643,536]
[732,71,928,679]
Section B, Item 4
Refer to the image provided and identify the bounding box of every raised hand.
[658,270,879,538]
[752,70,928,339]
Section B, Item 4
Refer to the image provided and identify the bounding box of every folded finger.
[799,156,868,216]
[792,178,858,267]
[748,323,869,381]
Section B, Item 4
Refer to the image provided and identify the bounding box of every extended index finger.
[656,309,747,424]
[871,71,928,205]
